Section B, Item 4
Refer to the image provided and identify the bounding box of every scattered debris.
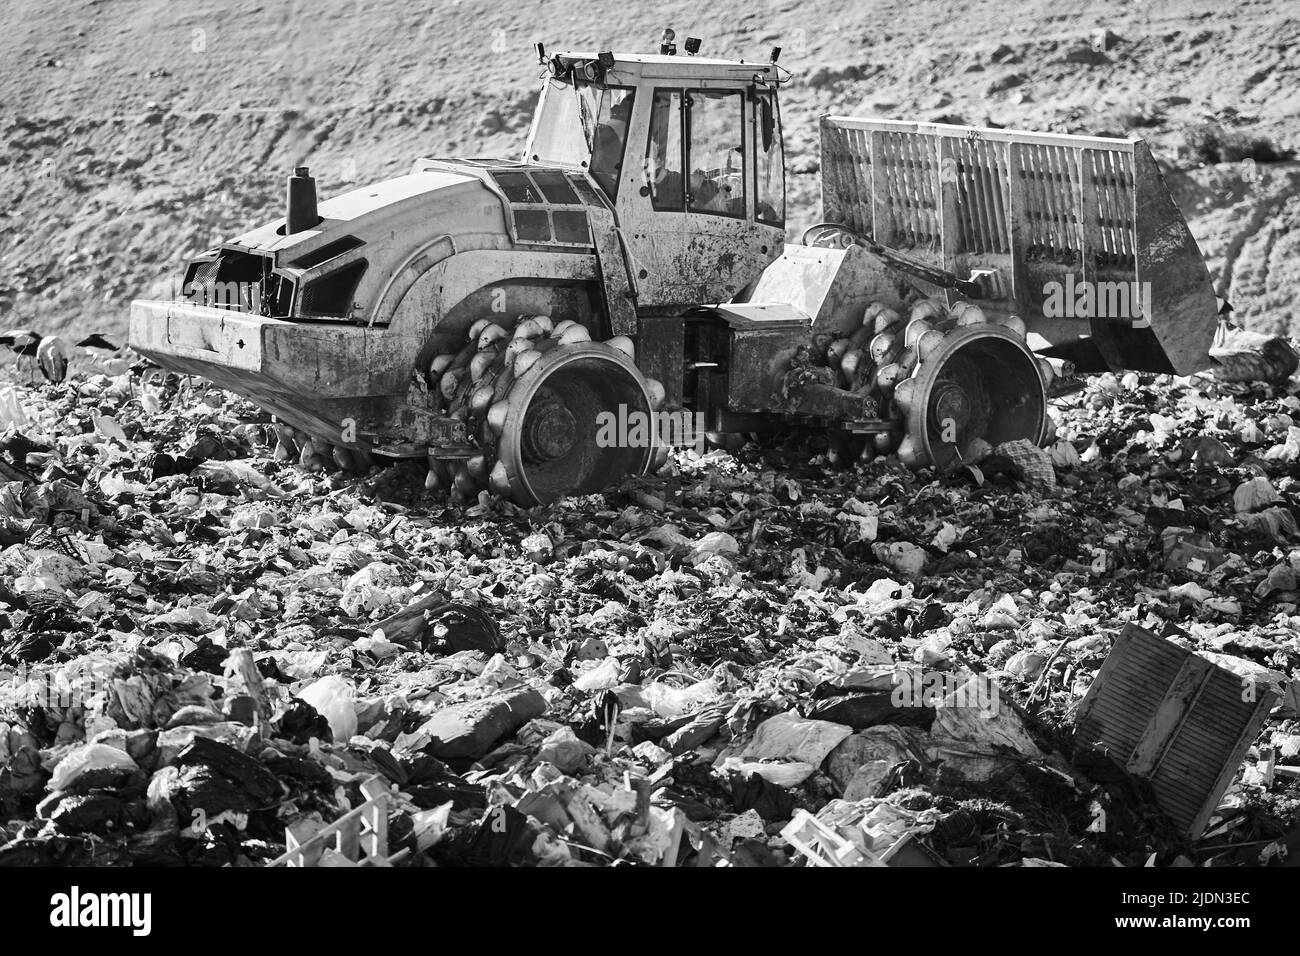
[1,361,1300,867]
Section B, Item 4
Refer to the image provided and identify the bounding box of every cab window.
[686,90,745,218]
[527,79,634,201]
[645,90,684,210]
[755,92,785,226]
[528,77,589,168]
[588,87,635,200]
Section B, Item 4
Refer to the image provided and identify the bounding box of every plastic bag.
[572,656,621,692]
[298,674,357,742]
[0,387,29,431]
[48,742,139,791]
[642,677,719,718]
[1233,476,1279,513]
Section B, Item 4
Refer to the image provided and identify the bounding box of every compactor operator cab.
[524,43,787,309]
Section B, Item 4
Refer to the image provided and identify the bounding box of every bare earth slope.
[0,0,1297,340]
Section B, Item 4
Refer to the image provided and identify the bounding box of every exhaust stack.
[286,166,318,234]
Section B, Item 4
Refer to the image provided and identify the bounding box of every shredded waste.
[1,360,1300,867]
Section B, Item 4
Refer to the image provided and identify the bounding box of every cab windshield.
[526,77,634,201]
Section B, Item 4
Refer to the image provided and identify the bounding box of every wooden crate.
[1075,623,1277,838]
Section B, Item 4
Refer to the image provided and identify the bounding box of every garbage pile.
[1,361,1300,867]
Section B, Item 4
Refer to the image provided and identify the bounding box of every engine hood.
[229,165,505,262]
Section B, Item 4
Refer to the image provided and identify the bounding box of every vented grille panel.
[1074,624,1276,837]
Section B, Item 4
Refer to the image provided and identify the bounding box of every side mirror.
[760,98,775,152]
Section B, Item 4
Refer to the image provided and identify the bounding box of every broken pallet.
[267,775,409,867]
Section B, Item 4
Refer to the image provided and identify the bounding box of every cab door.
[613,84,784,310]
[610,87,688,310]
[679,87,783,304]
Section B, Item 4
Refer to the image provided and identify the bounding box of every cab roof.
[554,50,778,82]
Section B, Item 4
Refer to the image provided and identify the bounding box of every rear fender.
[385,247,604,370]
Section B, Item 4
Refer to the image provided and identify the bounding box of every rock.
[1060,45,1109,65]
[1211,327,1299,384]
[985,73,1027,94]
[396,688,547,761]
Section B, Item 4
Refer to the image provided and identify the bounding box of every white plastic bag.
[641,677,720,718]
[0,387,29,431]
[298,674,357,742]
[48,742,138,791]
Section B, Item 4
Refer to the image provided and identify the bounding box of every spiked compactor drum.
[422,316,664,507]
[893,325,1047,470]
[494,342,656,505]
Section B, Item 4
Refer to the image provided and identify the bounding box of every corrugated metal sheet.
[1075,623,1277,838]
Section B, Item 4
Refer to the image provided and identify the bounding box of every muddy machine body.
[130,36,1217,503]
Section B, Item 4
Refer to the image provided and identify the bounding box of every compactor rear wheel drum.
[496,343,656,506]
[893,325,1047,470]
[424,316,662,508]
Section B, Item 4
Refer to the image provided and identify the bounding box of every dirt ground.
[0,0,1297,340]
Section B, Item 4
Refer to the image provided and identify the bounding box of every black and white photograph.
[0,0,1296,932]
